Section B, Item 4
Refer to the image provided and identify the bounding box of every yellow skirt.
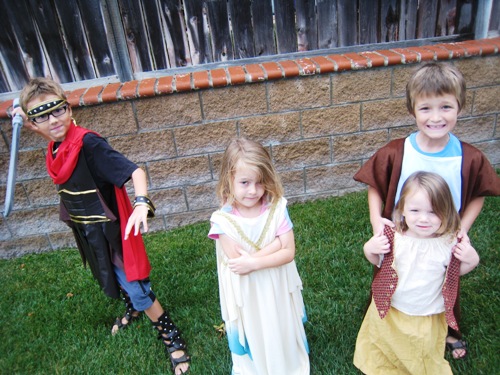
[353,301,452,375]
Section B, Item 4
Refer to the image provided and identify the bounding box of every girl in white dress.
[208,138,310,375]
[354,171,479,374]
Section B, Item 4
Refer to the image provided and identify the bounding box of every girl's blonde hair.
[216,137,283,206]
[19,77,67,113]
[393,171,461,236]
[406,62,466,116]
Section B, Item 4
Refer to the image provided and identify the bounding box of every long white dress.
[209,197,310,375]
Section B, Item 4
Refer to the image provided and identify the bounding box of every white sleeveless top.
[395,133,462,211]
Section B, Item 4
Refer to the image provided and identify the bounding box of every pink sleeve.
[208,222,223,240]
[276,207,293,236]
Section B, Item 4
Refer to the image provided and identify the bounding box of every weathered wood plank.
[381,0,401,42]
[157,0,190,67]
[0,0,30,91]
[404,0,418,39]
[205,0,233,61]
[183,0,209,64]
[296,0,318,51]
[317,0,338,49]
[437,0,458,36]
[228,0,255,59]
[398,0,407,40]
[2,0,47,83]
[0,66,11,93]
[491,0,500,32]
[417,0,439,38]
[251,0,275,56]
[274,0,297,53]
[0,0,493,94]
[141,0,169,70]
[53,0,96,81]
[117,0,153,72]
[456,0,476,34]
[337,0,358,46]
[26,0,74,82]
[78,0,116,77]
[359,0,379,44]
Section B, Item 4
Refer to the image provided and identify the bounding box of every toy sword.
[3,98,23,217]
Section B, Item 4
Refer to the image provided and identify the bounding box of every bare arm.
[251,237,282,257]
[227,230,296,275]
[459,196,484,234]
[218,233,250,259]
[218,234,281,259]
[368,186,394,235]
[124,168,150,239]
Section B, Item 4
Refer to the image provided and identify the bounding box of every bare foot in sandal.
[170,351,189,375]
[111,309,141,335]
[446,336,467,359]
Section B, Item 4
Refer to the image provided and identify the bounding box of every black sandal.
[152,311,191,374]
[446,339,468,360]
[111,290,141,335]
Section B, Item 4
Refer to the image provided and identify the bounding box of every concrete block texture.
[332,68,392,103]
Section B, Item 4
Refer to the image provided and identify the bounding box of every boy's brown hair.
[406,62,466,115]
[19,77,67,113]
[216,137,284,206]
[393,171,461,236]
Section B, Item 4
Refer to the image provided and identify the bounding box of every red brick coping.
[1,37,498,118]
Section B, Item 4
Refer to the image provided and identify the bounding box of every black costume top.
[56,133,138,298]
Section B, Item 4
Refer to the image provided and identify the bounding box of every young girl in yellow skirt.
[354,171,479,374]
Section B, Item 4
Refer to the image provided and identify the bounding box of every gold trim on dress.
[214,200,279,251]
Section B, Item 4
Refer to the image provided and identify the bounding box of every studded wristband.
[133,195,156,218]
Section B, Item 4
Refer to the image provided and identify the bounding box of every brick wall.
[1,38,499,258]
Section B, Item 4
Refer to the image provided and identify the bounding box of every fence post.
[102,0,134,82]
[475,0,493,39]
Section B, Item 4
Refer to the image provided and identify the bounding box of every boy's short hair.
[406,62,466,115]
[19,77,67,113]
[393,171,461,236]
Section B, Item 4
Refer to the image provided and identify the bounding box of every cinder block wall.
[1,38,499,258]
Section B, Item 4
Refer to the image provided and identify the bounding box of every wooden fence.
[1,0,499,94]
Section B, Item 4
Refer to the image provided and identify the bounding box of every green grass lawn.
[1,191,498,374]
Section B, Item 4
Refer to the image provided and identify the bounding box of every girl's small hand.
[453,233,478,262]
[363,228,391,266]
[365,229,391,255]
[228,248,255,275]
[453,233,480,275]
[124,205,149,240]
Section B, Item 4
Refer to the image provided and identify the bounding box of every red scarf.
[46,122,151,282]
[46,122,98,184]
